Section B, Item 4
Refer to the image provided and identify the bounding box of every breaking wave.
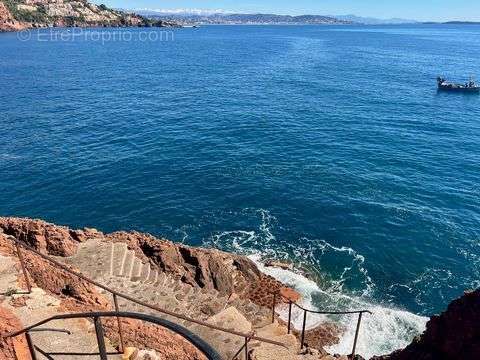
[253,256,427,359]
[205,208,428,359]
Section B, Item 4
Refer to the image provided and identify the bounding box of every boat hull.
[438,86,480,93]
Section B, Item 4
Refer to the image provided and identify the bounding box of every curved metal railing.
[5,236,286,360]
[2,311,223,360]
[269,288,372,357]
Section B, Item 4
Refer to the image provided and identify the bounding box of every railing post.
[25,332,38,360]
[351,312,363,358]
[287,301,292,334]
[300,310,307,349]
[15,241,32,293]
[244,337,249,360]
[271,292,277,323]
[93,317,108,360]
[113,293,125,353]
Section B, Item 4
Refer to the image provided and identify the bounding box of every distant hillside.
[133,11,352,25]
[442,21,480,25]
[0,0,177,31]
[332,14,418,25]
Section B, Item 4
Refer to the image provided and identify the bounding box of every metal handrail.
[269,289,372,357]
[2,311,223,360]
[6,235,287,359]
[270,290,372,317]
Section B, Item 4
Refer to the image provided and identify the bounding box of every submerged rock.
[265,260,294,270]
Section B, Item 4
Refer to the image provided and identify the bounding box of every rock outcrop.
[0,217,300,307]
[0,0,176,32]
[0,1,27,31]
[0,217,99,256]
[106,230,300,307]
[0,306,31,360]
[105,230,264,297]
[0,218,306,313]
[373,289,480,360]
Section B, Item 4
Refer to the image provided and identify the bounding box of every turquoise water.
[1,24,479,356]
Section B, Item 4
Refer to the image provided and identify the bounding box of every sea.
[1,24,479,358]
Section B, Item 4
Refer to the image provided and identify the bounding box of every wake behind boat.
[437,77,480,93]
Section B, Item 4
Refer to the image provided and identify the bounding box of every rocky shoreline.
[0,0,178,32]
[0,217,479,360]
[0,217,301,306]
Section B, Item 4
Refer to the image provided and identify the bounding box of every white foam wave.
[250,254,428,359]
[205,208,428,359]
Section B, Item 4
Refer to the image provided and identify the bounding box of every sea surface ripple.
[1,24,480,357]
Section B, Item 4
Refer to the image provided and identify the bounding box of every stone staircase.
[0,254,121,360]
[0,233,338,360]
[57,239,317,360]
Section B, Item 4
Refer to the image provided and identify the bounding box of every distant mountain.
[441,21,480,25]
[131,10,352,25]
[332,14,418,25]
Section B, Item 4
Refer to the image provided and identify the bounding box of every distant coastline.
[134,12,352,26]
[3,2,478,33]
[0,0,179,32]
[126,10,480,26]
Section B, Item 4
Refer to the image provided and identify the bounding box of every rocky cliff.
[373,289,480,360]
[0,0,176,31]
[0,217,299,307]
[0,1,25,30]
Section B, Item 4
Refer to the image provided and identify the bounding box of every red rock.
[0,217,298,307]
[0,217,85,256]
[101,318,207,360]
[0,2,28,32]
[265,260,293,270]
[291,322,344,350]
[0,306,32,360]
[105,230,263,298]
[372,289,480,360]
[279,287,301,303]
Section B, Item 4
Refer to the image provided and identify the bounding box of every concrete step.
[122,250,135,279]
[139,262,151,282]
[111,242,128,277]
[146,268,158,284]
[131,258,143,281]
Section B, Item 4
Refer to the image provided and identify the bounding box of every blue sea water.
[1,24,479,357]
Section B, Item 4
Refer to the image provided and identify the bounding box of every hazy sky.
[102,0,480,21]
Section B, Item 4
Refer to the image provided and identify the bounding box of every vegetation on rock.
[0,0,177,31]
